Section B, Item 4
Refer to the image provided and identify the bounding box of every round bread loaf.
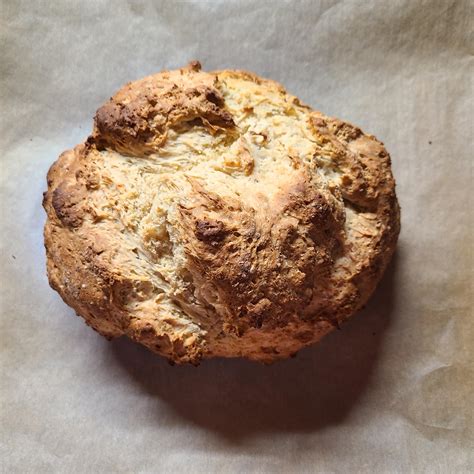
[43,62,400,364]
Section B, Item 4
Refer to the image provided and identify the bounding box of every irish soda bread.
[43,62,400,364]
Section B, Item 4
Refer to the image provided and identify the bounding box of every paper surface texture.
[1,1,473,472]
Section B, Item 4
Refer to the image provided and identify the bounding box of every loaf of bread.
[43,62,400,364]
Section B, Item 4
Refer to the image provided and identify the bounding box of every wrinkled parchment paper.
[1,1,473,472]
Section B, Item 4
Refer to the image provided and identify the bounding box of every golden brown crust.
[43,62,400,364]
[93,61,235,157]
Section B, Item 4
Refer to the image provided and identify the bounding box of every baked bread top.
[43,62,400,364]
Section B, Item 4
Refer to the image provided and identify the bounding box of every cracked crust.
[43,61,400,364]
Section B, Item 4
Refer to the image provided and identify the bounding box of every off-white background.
[1,1,473,472]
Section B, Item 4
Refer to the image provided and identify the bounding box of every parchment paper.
[1,1,473,472]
